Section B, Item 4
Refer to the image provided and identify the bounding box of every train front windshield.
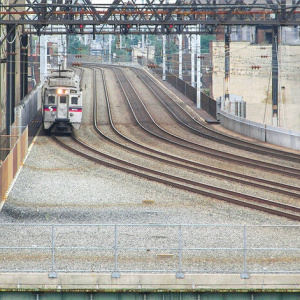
[59,96,67,104]
[71,97,78,105]
[48,96,55,104]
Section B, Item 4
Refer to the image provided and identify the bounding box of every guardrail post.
[241,225,250,279]
[49,224,57,278]
[112,224,120,278]
[176,224,184,279]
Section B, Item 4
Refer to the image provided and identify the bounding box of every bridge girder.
[1,0,300,35]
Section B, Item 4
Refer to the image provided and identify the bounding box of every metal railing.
[0,224,299,278]
[0,83,42,203]
[0,127,28,204]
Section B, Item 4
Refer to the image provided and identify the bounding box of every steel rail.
[58,65,300,221]
[48,65,300,222]
[51,135,300,222]
[133,68,300,163]
[90,66,300,197]
[111,67,300,179]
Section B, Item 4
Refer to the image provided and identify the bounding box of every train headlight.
[57,89,69,94]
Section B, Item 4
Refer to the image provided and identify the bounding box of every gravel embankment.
[0,64,299,274]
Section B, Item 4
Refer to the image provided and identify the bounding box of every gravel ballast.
[0,64,299,275]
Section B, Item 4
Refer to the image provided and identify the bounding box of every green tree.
[154,36,177,65]
[67,36,89,54]
[201,35,216,53]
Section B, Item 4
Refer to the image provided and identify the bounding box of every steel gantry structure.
[1,1,300,36]
[1,0,300,127]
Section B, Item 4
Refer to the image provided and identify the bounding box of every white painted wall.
[212,41,300,132]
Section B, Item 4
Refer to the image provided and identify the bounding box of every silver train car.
[42,69,82,132]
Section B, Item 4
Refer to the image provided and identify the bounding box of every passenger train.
[42,69,82,132]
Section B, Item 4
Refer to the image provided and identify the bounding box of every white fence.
[0,224,299,278]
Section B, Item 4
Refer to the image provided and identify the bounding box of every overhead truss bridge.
[1,0,300,35]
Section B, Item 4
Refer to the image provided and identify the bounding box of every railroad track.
[50,65,300,221]
[96,66,300,196]
[83,63,300,162]
[51,134,300,222]
[133,68,300,163]
[111,66,300,179]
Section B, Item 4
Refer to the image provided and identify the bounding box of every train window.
[71,97,78,105]
[48,96,55,104]
[60,96,67,104]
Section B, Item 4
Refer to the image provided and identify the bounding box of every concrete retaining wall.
[219,110,300,151]
[266,124,300,151]
[14,83,42,133]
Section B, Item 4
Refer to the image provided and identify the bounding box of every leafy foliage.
[67,36,89,54]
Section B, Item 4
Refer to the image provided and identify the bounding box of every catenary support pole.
[224,26,230,102]
[39,35,47,84]
[191,34,195,87]
[196,34,201,108]
[179,34,183,80]
[109,34,112,63]
[6,25,16,135]
[163,35,166,81]
[272,25,279,127]
[20,34,28,99]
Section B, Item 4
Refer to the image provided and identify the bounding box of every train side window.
[60,96,67,104]
[48,96,55,104]
[71,97,78,105]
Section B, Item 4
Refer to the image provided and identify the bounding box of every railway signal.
[163,24,183,34]
[79,24,84,34]
[121,24,131,34]
[164,24,174,34]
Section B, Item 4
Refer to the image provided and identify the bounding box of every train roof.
[49,69,75,78]
[47,77,79,88]
[45,69,80,88]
